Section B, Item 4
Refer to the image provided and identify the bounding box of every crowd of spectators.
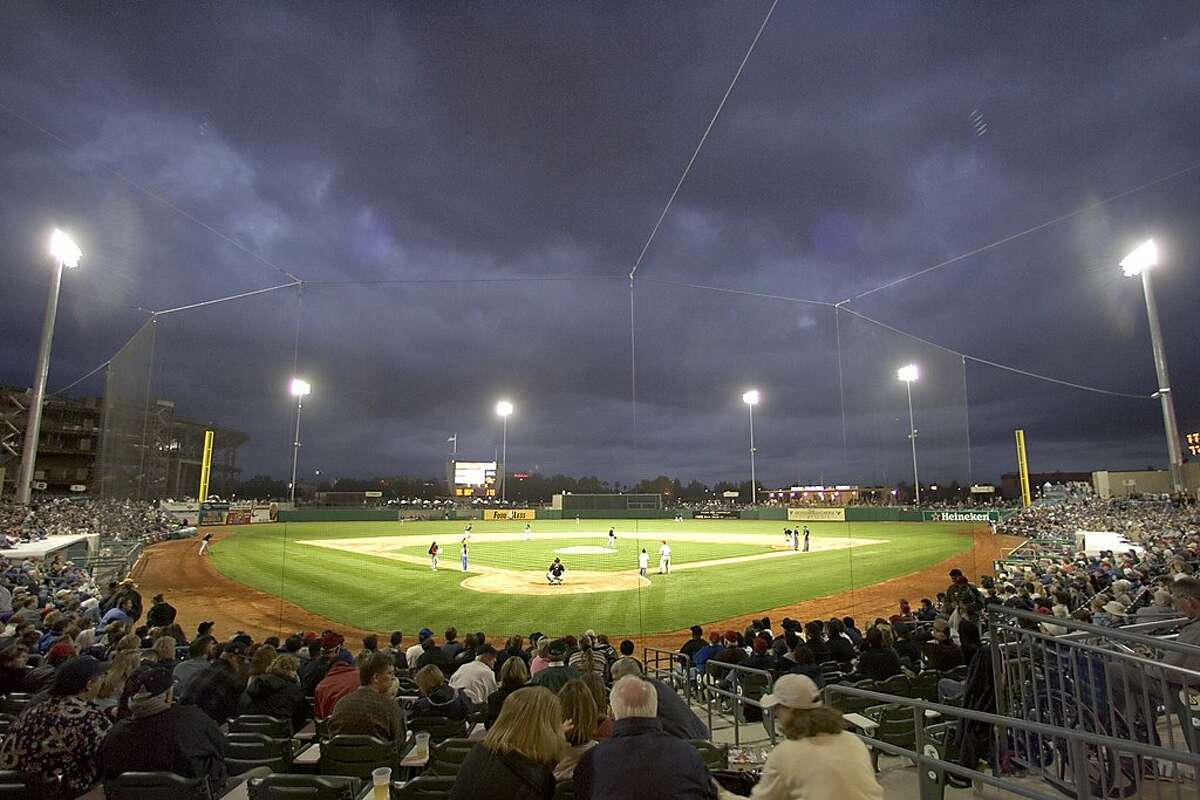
[0,496,185,549]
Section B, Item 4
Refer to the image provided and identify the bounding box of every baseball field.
[205,518,982,635]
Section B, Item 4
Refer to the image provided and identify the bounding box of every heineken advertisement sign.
[923,510,1000,523]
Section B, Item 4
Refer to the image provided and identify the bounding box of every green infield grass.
[209,518,975,635]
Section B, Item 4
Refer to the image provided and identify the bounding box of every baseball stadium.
[2,4,1200,800]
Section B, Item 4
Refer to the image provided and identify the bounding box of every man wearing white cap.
[723,674,882,800]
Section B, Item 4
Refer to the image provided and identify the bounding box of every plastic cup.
[416,731,431,752]
[371,767,391,800]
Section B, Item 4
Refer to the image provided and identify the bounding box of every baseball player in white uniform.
[658,540,671,574]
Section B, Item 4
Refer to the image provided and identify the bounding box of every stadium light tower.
[897,364,920,505]
[742,389,760,504]
[16,229,83,506]
[289,378,311,504]
[496,399,513,502]
[1121,239,1184,493]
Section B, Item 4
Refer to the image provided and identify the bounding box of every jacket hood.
[248,672,297,699]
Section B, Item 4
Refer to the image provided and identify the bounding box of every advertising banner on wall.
[483,509,536,521]
[198,502,229,526]
[923,510,1000,523]
[787,507,847,522]
[161,501,201,526]
[251,503,278,523]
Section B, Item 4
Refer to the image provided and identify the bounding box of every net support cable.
[627,0,779,281]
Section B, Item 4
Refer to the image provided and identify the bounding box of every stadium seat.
[225,732,294,775]
[319,735,399,780]
[736,672,770,723]
[865,703,917,771]
[919,720,971,797]
[395,775,456,799]
[103,771,211,800]
[553,779,575,799]
[246,774,362,800]
[0,693,33,717]
[0,713,17,741]
[875,674,911,697]
[0,770,60,800]
[230,715,293,739]
[687,739,729,771]
[424,737,475,776]
[910,671,941,702]
[409,716,467,743]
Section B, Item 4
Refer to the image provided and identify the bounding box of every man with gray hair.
[610,657,708,740]
[574,675,716,799]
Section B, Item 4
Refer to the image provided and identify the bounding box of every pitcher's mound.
[461,571,649,595]
[555,545,615,555]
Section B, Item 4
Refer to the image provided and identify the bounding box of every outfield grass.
[210,519,974,635]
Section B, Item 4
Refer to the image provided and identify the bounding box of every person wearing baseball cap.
[99,666,228,796]
[0,656,111,796]
[180,640,249,723]
[745,674,882,799]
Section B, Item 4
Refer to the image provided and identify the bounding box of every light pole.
[289,378,311,504]
[742,389,760,504]
[897,364,920,505]
[495,400,513,502]
[16,230,82,505]
[1121,239,1185,493]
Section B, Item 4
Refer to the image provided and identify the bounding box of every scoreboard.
[1188,432,1200,458]
[449,460,497,498]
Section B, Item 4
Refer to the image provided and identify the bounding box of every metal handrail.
[697,659,776,747]
[642,646,692,703]
[825,684,1200,800]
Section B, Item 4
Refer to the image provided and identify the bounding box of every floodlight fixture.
[1120,239,1158,277]
[742,389,760,406]
[49,229,82,269]
[495,399,514,417]
[290,378,312,397]
[897,364,919,383]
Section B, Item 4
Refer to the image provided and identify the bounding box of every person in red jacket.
[314,652,360,719]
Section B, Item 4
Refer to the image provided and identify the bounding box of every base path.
[133,528,1023,646]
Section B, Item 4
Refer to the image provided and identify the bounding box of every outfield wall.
[274,506,1009,523]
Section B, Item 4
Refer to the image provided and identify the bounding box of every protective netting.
[95,318,156,499]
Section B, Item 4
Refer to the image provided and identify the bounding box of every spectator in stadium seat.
[173,635,215,697]
[146,592,177,628]
[803,621,830,663]
[487,655,530,729]
[99,666,228,797]
[679,625,706,663]
[450,643,500,705]
[922,620,964,672]
[619,639,636,658]
[406,628,433,668]
[692,631,724,673]
[0,644,30,695]
[240,654,308,730]
[416,636,453,679]
[915,598,938,621]
[555,679,599,781]
[842,617,864,649]
[530,639,580,692]
[610,657,708,740]
[825,619,855,663]
[780,640,824,688]
[495,634,528,677]
[442,627,464,661]
[0,655,112,796]
[857,626,903,681]
[383,631,407,667]
[329,651,406,744]
[182,640,249,724]
[745,636,777,672]
[529,637,551,675]
[449,686,562,800]
[412,664,473,721]
[300,631,343,694]
[573,675,716,800]
[569,637,608,683]
[893,623,923,669]
[314,650,360,719]
[730,674,883,800]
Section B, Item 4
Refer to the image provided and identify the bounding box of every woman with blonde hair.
[247,644,275,677]
[721,674,882,800]
[98,651,142,714]
[486,654,530,728]
[449,686,564,800]
[240,654,308,730]
[554,680,598,780]
[142,635,177,673]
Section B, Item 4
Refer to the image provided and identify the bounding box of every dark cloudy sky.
[2,2,1198,489]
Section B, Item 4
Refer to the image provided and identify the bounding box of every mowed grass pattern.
[210,519,974,634]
